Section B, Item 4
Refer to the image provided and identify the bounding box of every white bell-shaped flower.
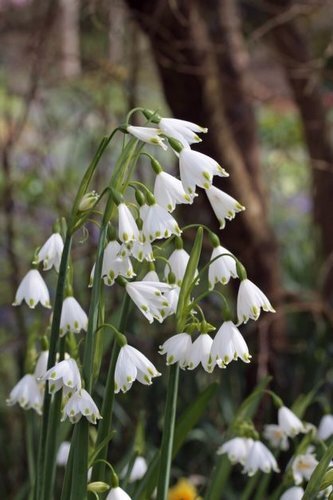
[6,374,43,414]
[130,233,154,262]
[106,486,131,500]
[263,425,289,450]
[237,278,275,323]
[56,441,71,466]
[278,406,305,437]
[127,456,148,483]
[42,358,81,395]
[90,241,135,287]
[217,437,253,465]
[164,248,191,286]
[13,269,51,309]
[187,333,215,373]
[126,280,172,323]
[280,487,305,500]
[211,321,251,367]
[159,332,192,368]
[59,296,88,337]
[206,185,245,229]
[34,350,49,380]
[61,388,101,424]
[118,203,140,243]
[317,414,333,440]
[140,203,181,242]
[292,452,318,484]
[127,125,167,150]
[95,240,135,286]
[208,245,237,289]
[34,233,64,272]
[114,344,161,393]
[243,440,280,476]
[158,117,207,147]
[154,171,195,212]
[179,149,228,194]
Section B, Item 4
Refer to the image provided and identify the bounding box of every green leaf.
[320,467,333,491]
[133,382,218,500]
[303,442,333,499]
[234,376,272,424]
[176,227,203,332]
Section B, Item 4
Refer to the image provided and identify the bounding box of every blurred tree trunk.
[263,0,333,297]
[59,0,81,78]
[126,0,285,356]
[109,0,126,65]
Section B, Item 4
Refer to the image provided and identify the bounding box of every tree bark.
[126,0,286,354]
[265,1,333,296]
[59,0,81,79]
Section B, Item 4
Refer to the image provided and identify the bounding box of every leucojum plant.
[7,109,333,500]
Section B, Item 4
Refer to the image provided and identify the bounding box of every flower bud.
[78,191,99,211]
[87,482,110,493]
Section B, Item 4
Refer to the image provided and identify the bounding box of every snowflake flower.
[179,149,228,194]
[206,185,245,229]
[211,321,251,367]
[114,344,161,393]
[127,125,167,150]
[159,332,192,368]
[61,389,101,424]
[154,171,195,212]
[6,374,43,414]
[59,296,88,336]
[237,278,275,323]
[125,280,172,323]
[243,440,280,476]
[34,233,64,272]
[13,269,51,309]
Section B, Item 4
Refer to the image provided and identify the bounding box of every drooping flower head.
[280,487,305,500]
[106,486,132,500]
[13,269,51,309]
[59,296,88,337]
[206,185,245,229]
[114,344,161,393]
[278,406,305,438]
[159,332,192,368]
[237,278,275,323]
[34,233,64,272]
[179,149,228,194]
[243,440,280,476]
[42,358,81,395]
[263,424,289,451]
[291,451,318,484]
[158,116,207,148]
[211,321,251,367]
[6,374,43,414]
[127,125,167,150]
[140,202,181,242]
[217,437,253,465]
[208,244,237,289]
[187,333,215,373]
[61,388,101,424]
[118,203,140,243]
[317,414,333,441]
[125,280,172,323]
[154,170,195,212]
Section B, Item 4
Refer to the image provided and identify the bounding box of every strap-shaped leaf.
[303,442,333,499]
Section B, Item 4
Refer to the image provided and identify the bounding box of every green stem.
[40,338,66,500]
[35,233,72,500]
[68,139,141,500]
[26,411,35,500]
[156,364,180,500]
[91,293,131,481]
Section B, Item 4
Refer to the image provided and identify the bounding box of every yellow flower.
[168,478,199,500]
